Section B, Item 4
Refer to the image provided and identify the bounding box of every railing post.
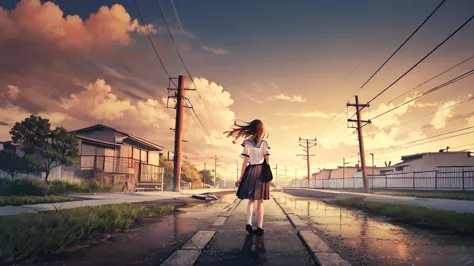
[435,171,438,191]
[385,175,388,189]
[413,172,416,190]
[462,169,465,191]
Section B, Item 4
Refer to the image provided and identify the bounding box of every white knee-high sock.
[247,200,254,225]
[257,200,264,228]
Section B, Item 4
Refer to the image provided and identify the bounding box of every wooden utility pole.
[297,138,317,187]
[172,76,185,192]
[167,75,195,192]
[347,95,371,193]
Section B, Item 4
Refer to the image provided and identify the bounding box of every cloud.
[291,110,335,118]
[430,101,456,130]
[0,0,153,53]
[156,26,195,39]
[281,125,300,129]
[201,46,233,56]
[242,92,265,104]
[267,93,306,103]
[6,85,19,99]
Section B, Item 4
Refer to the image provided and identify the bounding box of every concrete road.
[15,193,237,266]
[196,196,315,266]
[0,189,236,216]
[284,188,474,213]
[275,192,474,266]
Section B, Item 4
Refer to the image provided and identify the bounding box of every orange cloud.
[0,0,154,54]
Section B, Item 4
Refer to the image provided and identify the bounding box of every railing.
[292,169,474,191]
[79,155,164,184]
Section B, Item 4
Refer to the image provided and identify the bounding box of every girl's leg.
[247,200,255,225]
[257,200,264,228]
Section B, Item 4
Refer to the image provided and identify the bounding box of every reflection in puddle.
[275,195,474,266]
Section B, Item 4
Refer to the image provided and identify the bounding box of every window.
[141,150,147,163]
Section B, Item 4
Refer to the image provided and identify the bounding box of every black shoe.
[246,224,254,234]
[254,227,264,236]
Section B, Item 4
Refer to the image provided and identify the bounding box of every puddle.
[275,195,474,266]
[12,193,235,266]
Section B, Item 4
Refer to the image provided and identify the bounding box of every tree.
[10,115,79,181]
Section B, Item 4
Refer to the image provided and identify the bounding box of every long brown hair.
[224,119,267,144]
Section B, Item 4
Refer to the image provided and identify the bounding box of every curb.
[273,193,351,266]
[212,198,242,227]
[160,231,215,266]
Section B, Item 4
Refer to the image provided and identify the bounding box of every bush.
[0,203,175,262]
[0,179,46,196]
[0,195,76,206]
[0,179,112,197]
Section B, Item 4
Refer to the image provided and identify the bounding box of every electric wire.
[368,13,474,104]
[357,0,447,95]
[369,69,474,121]
[388,55,474,104]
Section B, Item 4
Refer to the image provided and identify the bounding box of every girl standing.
[224,119,272,236]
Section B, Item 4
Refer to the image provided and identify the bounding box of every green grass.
[0,195,76,206]
[0,179,112,197]
[0,203,175,262]
[333,198,474,235]
[371,190,474,201]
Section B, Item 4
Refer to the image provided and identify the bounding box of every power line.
[388,55,474,104]
[369,69,474,121]
[368,126,474,155]
[365,95,474,138]
[133,0,175,85]
[155,0,220,139]
[170,0,191,51]
[368,13,474,104]
[357,0,447,95]
[451,142,474,150]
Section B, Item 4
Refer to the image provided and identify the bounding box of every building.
[312,169,333,179]
[329,166,360,179]
[393,151,474,173]
[71,124,165,191]
[1,124,165,192]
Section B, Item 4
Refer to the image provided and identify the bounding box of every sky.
[0,0,474,182]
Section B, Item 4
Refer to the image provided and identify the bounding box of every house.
[329,166,360,179]
[312,169,333,179]
[392,151,474,173]
[71,124,165,191]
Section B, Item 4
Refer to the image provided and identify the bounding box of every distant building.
[312,169,333,179]
[329,166,360,179]
[393,151,474,173]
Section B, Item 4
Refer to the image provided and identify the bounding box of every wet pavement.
[11,193,235,266]
[196,196,315,266]
[274,193,474,266]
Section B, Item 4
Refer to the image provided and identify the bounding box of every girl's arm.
[264,155,269,164]
[239,157,249,182]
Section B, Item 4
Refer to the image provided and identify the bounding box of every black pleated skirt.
[236,164,270,200]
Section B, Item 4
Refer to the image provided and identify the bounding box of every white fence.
[291,168,474,191]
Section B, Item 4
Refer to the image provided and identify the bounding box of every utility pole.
[342,158,350,179]
[370,153,374,176]
[167,75,196,192]
[236,160,239,181]
[297,138,317,187]
[347,95,371,193]
[211,155,223,187]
